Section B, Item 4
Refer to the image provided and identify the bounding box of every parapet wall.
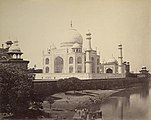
[35,73,125,81]
[33,77,149,98]
[33,81,58,98]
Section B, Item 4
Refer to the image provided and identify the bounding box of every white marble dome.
[107,57,118,64]
[60,28,83,48]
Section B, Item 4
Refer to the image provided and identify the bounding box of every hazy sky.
[0,0,151,72]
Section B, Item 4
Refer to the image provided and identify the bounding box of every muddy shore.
[42,89,122,120]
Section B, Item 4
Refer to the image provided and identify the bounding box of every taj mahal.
[35,23,130,80]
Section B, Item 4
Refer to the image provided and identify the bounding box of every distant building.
[137,66,150,78]
[100,57,119,74]
[36,24,129,80]
[0,40,29,70]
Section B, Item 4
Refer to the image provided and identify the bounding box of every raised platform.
[34,73,126,81]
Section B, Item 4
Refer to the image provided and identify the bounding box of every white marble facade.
[37,25,125,80]
[43,26,99,74]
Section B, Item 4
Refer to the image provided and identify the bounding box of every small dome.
[60,28,83,48]
[142,66,147,70]
[107,57,118,64]
[51,44,56,50]
[8,41,22,53]
[72,43,81,48]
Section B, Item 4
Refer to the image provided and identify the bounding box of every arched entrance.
[106,68,113,73]
[54,56,64,73]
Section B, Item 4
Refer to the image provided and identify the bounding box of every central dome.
[60,28,83,48]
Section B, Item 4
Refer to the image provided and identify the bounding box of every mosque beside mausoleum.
[35,24,130,80]
[1,23,149,80]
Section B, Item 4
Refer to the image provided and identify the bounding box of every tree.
[0,63,33,117]
[68,77,82,94]
[57,77,82,93]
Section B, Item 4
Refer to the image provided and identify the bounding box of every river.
[89,82,151,120]
[1,80,151,120]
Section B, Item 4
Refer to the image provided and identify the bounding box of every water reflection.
[93,83,150,120]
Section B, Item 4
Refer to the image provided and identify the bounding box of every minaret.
[118,44,123,74]
[85,31,92,73]
[86,31,92,50]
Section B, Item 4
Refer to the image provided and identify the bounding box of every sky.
[0,0,151,72]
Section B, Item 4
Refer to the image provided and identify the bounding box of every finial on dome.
[51,43,56,50]
[86,30,91,36]
[70,20,73,28]
[111,54,116,59]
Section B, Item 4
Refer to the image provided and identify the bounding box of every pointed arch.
[77,65,82,73]
[54,56,64,73]
[45,67,49,73]
[106,68,113,73]
[69,57,73,64]
[45,58,49,64]
[77,57,82,64]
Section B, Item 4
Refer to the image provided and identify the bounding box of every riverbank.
[43,89,122,120]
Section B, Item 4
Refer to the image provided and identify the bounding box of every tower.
[118,44,123,74]
[85,31,92,73]
[4,40,29,70]
[7,41,23,59]
[86,31,92,50]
